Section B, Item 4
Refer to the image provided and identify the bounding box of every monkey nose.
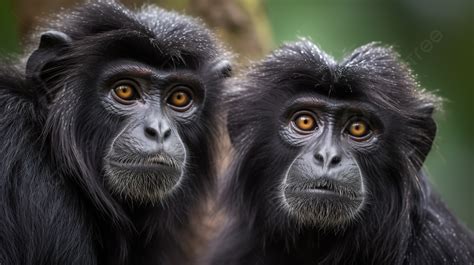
[143,119,172,143]
[314,151,342,169]
[144,125,171,142]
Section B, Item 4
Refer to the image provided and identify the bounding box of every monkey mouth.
[283,179,365,227]
[145,155,180,168]
[106,153,182,171]
[285,179,359,199]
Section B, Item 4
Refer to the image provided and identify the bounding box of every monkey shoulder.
[0,66,96,265]
[405,193,474,264]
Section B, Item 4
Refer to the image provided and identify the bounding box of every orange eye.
[112,82,139,103]
[348,120,370,139]
[167,87,193,111]
[293,113,317,132]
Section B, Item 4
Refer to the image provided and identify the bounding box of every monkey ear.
[409,104,437,169]
[26,30,71,80]
[212,60,232,78]
[226,120,239,147]
[226,106,249,147]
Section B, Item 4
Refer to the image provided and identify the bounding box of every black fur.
[0,1,229,264]
[209,39,474,265]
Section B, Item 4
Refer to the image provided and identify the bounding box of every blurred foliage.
[0,0,472,228]
[10,0,272,63]
[0,0,18,53]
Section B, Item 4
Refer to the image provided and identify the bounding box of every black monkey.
[209,40,474,265]
[0,1,231,265]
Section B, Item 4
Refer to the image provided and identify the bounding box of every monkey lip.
[107,160,176,171]
[286,186,340,197]
[299,188,339,195]
[106,154,181,171]
[145,156,177,166]
[285,188,357,202]
[285,180,359,199]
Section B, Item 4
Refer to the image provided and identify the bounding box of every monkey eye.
[167,86,193,112]
[347,120,371,140]
[291,111,318,133]
[112,80,140,104]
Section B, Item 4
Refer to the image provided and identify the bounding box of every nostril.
[314,153,324,163]
[330,156,341,166]
[145,127,158,138]
[163,129,171,139]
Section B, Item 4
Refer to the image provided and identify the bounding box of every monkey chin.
[104,161,184,205]
[283,186,364,228]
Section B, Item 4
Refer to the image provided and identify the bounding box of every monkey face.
[86,60,214,204]
[34,26,229,207]
[279,97,382,226]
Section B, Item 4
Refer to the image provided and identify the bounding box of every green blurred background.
[0,0,472,228]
